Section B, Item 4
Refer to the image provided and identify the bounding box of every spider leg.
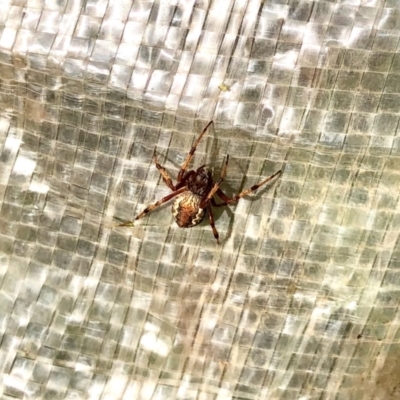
[216,169,282,205]
[153,149,176,191]
[177,120,214,182]
[207,203,220,244]
[200,154,229,208]
[211,198,226,207]
[117,186,187,226]
[211,192,229,207]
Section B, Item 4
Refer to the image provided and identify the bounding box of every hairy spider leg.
[177,120,214,182]
[117,186,187,226]
[153,149,176,191]
[213,169,282,207]
[207,203,220,244]
[200,154,230,208]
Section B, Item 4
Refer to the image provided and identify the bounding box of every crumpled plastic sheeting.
[1,0,400,399]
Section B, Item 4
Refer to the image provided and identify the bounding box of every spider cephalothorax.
[118,121,281,244]
[186,167,213,196]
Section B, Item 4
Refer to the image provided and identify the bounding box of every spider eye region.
[172,193,205,228]
[187,169,211,196]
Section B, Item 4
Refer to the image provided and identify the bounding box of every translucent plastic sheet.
[1,1,400,399]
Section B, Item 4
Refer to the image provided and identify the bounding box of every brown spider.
[118,121,281,243]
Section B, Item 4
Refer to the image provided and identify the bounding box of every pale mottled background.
[1,0,400,399]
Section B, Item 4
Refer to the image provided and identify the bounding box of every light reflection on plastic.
[140,332,170,357]
[279,107,297,132]
[4,135,22,150]
[75,359,92,372]
[273,50,299,68]
[311,306,331,318]
[29,181,49,194]
[282,314,298,334]
[13,155,36,176]
[3,376,25,393]
[144,322,159,333]
[105,375,128,399]
[144,91,167,104]
[0,28,17,49]
[216,388,233,399]
[0,117,10,131]
[346,301,357,311]
[204,313,218,330]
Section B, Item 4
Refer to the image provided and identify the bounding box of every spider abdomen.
[172,192,205,228]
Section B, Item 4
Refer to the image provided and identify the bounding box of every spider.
[118,121,282,244]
